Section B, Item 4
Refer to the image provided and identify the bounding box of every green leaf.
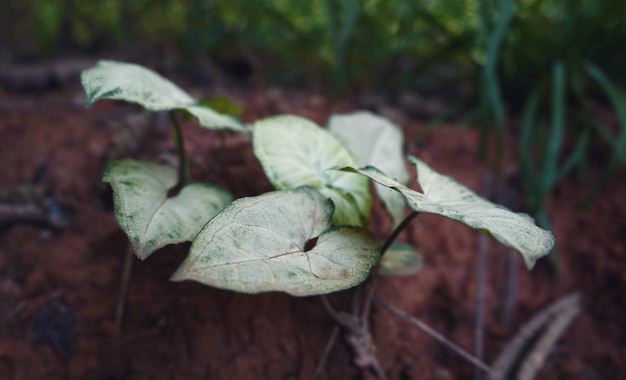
[341,156,555,269]
[253,114,372,226]
[196,95,245,117]
[327,111,409,227]
[81,60,248,132]
[103,159,232,259]
[379,242,422,276]
[541,61,566,195]
[171,187,379,296]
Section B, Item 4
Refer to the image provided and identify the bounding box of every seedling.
[81,60,555,376]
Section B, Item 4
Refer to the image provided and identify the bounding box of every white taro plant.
[81,61,555,376]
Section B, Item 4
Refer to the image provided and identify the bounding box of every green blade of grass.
[586,63,626,162]
[589,118,619,149]
[564,69,593,182]
[478,0,514,165]
[584,63,626,205]
[556,126,590,182]
[540,61,566,196]
[320,0,361,88]
[519,86,542,212]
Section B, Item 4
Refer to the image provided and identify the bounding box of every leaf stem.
[358,210,420,340]
[379,211,419,257]
[319,212,421,375]
[169,111,189,187]
[114,243,134,328]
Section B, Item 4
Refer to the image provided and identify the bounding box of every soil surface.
[0,57,624,380]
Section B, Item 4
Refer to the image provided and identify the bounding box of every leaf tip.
[133,242,155,261]
[522,230,556,270]
[169,267,186,282]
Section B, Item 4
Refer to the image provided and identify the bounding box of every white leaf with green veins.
[253,114,372,226]
[103,159,232,260]
[341,156,555,269]
[171,187,379,296]
[327,111,409,227]
[81,60,248,132]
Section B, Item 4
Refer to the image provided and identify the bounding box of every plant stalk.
[169,111,189,187]
[474,171,492,380]
[379,211,419,257]
[360,211,420,334]
[320,211,420,376]
[114,243,134,328]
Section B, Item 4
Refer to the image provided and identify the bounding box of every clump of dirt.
[0,61,624,379]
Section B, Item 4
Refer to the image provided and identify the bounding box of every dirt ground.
[0,58,624,380]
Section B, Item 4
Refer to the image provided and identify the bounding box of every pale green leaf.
[171,187,379,296]
[103,159,232,259]
[197,95,245,117]
[81,60,248,132]
[379,242,422,276]
[253,114,371,226]
[328,111,409,227]
[341,156,555,269]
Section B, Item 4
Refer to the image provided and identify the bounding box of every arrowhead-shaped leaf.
[171,187,379,296]
[103,159,232,259]
[253,114,372,226]
[81,60,248,132]
[327,111,409,227]
[379,242,423,276]
[341,156,555,269]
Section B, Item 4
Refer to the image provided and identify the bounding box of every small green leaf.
[196,95,245,117]
[253,114,372,226]
[327,111,409,227]
[81,60,248,132]
[103,159,232,259]
[341,156,555,269]
[171,187,379,296]
[379,242,422,276]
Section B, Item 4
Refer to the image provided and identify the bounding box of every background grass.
[2,0,625,220]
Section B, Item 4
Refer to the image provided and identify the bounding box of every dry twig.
[373,296,492,374]
[489,293,581,380]
[320,296,385,378]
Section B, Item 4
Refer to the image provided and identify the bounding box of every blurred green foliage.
[475,0,626,230]
[2,0,483,86]
[2,0,625,218]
